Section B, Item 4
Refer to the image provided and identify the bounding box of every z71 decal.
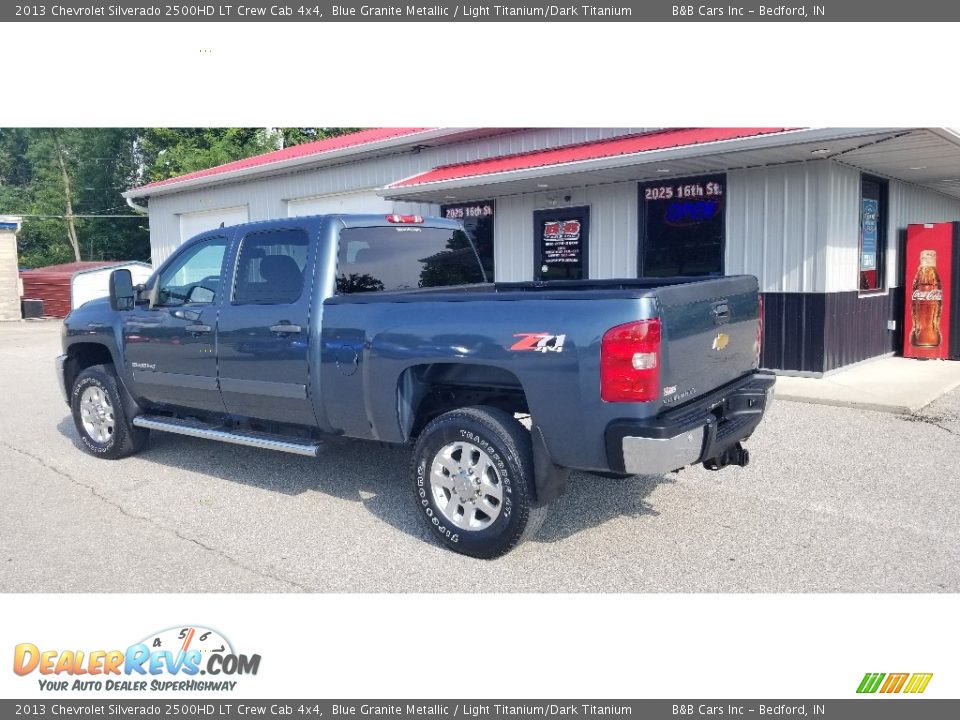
[510,333,567,353]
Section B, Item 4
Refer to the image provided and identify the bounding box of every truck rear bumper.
[605,372,775,475]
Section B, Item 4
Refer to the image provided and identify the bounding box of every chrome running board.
[132,415,321,457]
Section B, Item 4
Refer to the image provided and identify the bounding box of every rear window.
[336,226,485,294]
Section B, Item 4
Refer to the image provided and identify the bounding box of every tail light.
[755,293,764,366]
[601,319,661,402]
[386,214,423,224]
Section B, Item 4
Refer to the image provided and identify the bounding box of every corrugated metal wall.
[729,160,960,294]
[493,159,960,288]
[494,183,638,282]
[726,161,831,293]
[146,128,653,265]
[886,175,960,287]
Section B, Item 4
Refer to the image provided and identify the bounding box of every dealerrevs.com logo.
[857,672,933,694]
[13,626,261,693]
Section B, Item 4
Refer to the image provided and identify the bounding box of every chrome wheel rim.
[79,385,115,443]
[429,440,503,531]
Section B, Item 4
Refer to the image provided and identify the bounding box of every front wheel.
[412,406,548,559]
[70,364,148,459]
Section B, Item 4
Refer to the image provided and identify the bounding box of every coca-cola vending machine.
[903,222,960,360]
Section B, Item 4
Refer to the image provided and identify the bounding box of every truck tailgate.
[655,275,760,407]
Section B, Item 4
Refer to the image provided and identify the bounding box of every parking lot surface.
[0,321,957,592]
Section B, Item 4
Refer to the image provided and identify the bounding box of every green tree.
[278,127,359,148]
[139,128,359,182]
[0,127,359,268]
[139,128,279,182]
[2,128,148,267]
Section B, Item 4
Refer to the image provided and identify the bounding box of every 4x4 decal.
[510,333,566,353]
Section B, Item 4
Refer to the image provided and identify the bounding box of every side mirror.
[109,269,135,311]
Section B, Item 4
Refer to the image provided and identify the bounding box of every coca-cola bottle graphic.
[910,249,943,348]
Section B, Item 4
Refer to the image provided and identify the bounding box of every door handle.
[270,323,302,334]
[187,324,212,335]
[173,309,201,321]
[711,302,730,324]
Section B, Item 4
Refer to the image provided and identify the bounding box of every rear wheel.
[70,364,147,459]
[412,406,548,559]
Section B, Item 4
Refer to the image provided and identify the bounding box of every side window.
[232,228,310,305]
[859,176,887,292]
[156,237,228,307]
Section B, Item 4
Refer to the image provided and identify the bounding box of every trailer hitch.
[702,442,750,471]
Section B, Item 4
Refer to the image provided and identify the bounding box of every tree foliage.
[0,128,358,268]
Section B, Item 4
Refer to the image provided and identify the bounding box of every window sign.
[859,177,887,292]
[542,219,582,265]
[533,206,590,281]
[861,197,878,270]
[443,202,494,220]
[639,175,725,277]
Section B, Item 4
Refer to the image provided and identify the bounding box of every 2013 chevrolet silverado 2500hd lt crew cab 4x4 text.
[56,214,774,558]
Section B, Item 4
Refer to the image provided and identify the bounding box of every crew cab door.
[123,233,229,413]
[216,224,319,427]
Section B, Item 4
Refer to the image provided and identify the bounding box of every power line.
[10,213,146,219]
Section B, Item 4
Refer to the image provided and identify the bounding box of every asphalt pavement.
[0,320,957,592]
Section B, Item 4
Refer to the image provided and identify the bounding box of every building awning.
[380,127,960,204]
[388,128,786,188]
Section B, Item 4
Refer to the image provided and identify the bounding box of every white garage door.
[287,190,391,217]
[179,206,249,243]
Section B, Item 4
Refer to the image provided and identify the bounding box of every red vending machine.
[903,222,960,360]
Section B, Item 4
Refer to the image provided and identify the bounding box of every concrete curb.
[773,362,960,415]
[773,391,920,415]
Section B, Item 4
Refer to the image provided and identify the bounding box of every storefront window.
[859,176,887,292]
[533,206,590,281]
[441,200,495,280]
[639,174,725,277]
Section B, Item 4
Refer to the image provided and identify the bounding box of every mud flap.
[531,424,570,505]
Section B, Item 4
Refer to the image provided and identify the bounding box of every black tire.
[412,405,548,559]
[70,364,148,460]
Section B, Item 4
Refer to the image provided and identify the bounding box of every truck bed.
[324,275,725,304]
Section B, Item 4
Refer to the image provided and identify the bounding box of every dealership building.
[123,127,960,375]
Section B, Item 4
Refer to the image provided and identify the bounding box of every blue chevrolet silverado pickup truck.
[56,213,774,558]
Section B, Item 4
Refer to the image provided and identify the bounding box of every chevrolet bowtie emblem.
[712,333,730,351]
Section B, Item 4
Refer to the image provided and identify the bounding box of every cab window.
[232,228,309,305]
[156,237,228,307]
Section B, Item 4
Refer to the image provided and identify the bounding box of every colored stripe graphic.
[904,673,933,694]
[857,672,932,694]
[880,673,909,693]
[857,673,885,693]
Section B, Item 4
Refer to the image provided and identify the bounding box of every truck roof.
[190,213,462,237]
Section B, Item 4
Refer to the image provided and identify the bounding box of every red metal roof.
[134,128,433,192]
[20,261,118,280]
[20,262,119,318]
[388,128,790,188]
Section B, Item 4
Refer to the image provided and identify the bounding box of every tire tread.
[413,405,548,559]
[71,364,147,460]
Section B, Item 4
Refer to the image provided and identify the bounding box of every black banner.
[4,1,960,22]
